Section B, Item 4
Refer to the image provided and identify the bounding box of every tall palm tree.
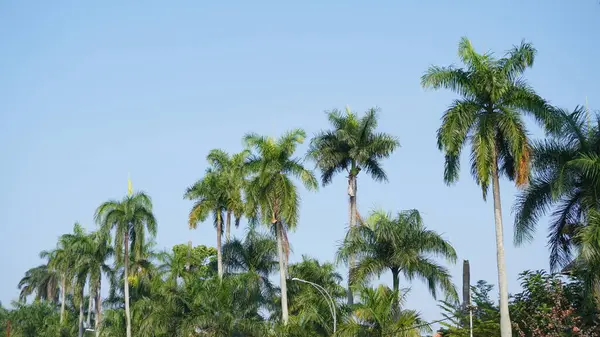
[94,191,157,337]
[244,129,318,325]
[307,106,399,305]
[421,37,556,337]
[514,106,600,269]
[60,222,94,337]
[42,223,86,325]
[337,209,457,307]
[79,230,113,336]
[185,172,227,279]
[205,149,250,242]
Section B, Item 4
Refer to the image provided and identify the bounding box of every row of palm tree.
[13,36,600,336]
[17,217,448,336]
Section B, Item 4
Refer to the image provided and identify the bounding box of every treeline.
[3,37,600,337]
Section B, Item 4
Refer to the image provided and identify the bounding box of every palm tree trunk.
[95,278,101,337]
[276,221,289,325]
[78,289,85,337]
[391,267,400,309]
[347,174,357,305]
[217,212,224,279]
[86,283,93,328]
[226,209,232,243]
[60,274,66,324]
[124,232,132,337]
[491,152,512,337]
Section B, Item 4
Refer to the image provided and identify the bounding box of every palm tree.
[94,191,157,337]
[205,149,250,242]
[180,274,267,336]
[158,243,217,284]
[244,129,318,325]
[222,227,278,291]
[60,222,94,337]
[286,256,347,336]
[571,209,600,306]
[185,172,227,279]
[514,106,600,269]
[338,285,427,337]
[40,228,79,324]
[337,209,457,307]
[421,37,556,337]
[307,106,399,305]
[17,263,60,303]
[79,231,113,336]
[40,223,89,325]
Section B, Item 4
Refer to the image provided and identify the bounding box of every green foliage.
[17,263,60,303]
[244,129,318,229]
[94,192,157,263]
[12,44,600,337]
[337,208,458,301]
[159,243,217,284]
[438,272,600,337]
[185,170,227,229]
[286,256,347,336]
[438,281,501,336]
[205,149,250,240]
[514,107,600,270]
[222,228,277,300]
[337,285,428,337]
[422,36,555,198]
[1,301,77,337]
[307,106,400,183]
[511,270,600,336]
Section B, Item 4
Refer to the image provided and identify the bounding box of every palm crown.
[514,106,600,269]
[308,106,399,185]
[421,37,556,198]
[244,129,318,228]
[205,149,250,241]
[94,192,157,263]
[337,209,457,301]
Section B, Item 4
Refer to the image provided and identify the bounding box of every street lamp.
[291,277,337,334]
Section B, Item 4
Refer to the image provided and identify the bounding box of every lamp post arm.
[291,277,337,334]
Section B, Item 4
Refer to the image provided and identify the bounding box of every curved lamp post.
[291,277,337,334]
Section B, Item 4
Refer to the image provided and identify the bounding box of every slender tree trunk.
[391,268,399,293]
[217,212,224,279]
[276,221,289,324]
[95,278,101,337]
[225,209,232,243]
[78,289,84,337]
[491,150,512,337]
[86,283,93,328]
[347,174,357,305]
[391,268,400,309]
[60,274,66,324]
[124,232,132,337]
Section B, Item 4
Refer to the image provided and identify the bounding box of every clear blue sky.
[1,0,599,324]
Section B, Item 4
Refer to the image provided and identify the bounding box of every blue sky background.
[1,0,599,324]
